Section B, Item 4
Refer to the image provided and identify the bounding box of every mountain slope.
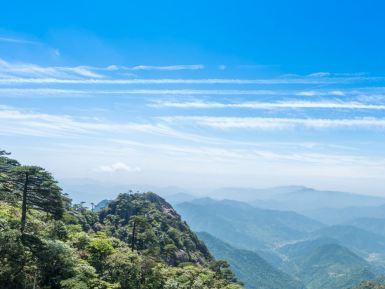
[1,148,243,289]
[279,238,378,289]
[198,232,305,289]
[99,192,213,265]
[0,192,243,289]
[350,280,385,289]
[94,199,110,212]
[347,218,385,237]
[297,244,376,289]
[176,198,323,251]
[311,225,385,257]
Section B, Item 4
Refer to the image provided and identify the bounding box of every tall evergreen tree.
[4,165,64,234]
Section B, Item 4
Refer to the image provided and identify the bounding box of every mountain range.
[177,197,385,289]
[71,183,385,289]
[198,232,305,289]
[175,198,323,251]
[212,186,385,212]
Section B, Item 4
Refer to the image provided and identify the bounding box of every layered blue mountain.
[198,232,305,289]
[177,197,385,289]
[175,198,323,251]
[212,186,385,213]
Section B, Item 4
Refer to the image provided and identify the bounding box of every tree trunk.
[33,269,37,289]
[21,172,29,235]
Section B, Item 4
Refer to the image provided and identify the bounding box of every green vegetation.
[177,198,385,289]
[0,151,242,289]
[350,281,385,289]
[281,242,376,289]
[198,232,305,289]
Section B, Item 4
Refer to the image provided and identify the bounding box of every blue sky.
[1,1,385,201]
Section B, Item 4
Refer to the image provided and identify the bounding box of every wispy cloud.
[0,106,231,144]
[0,59,384,86]
[162,116,385,130]
[296,90,346,96]
[0,59,204,81]
[0,36,40,45]
[93,138,385,171]
[0,59,104,79]
[1,76,383,85]
[130,64,204,71]
[152,100,385,110]
[0,88,278,97]
[0,106,167,137]
[307,72,331,77]
[97,64,204,71]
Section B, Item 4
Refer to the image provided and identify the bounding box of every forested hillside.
[177,197,385,289]
[278,238,378,289]
[0,151,242,289]
[198,232,305,289]
[350,281,385,289]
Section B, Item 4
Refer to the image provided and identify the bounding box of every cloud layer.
[1,58,385,195]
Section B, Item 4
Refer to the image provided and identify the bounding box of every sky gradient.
[1,1,385,200]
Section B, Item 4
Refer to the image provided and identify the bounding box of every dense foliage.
[350,281,385,289]
[0,151,242,289]
[198,232,305,289]
[295,244,375,289]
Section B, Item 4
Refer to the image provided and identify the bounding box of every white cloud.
[96,162,141,173]
[296,91,318,96]
[0,59,104,79]
[130,64,204,71]
[0,36,40,45]
[152,100,385,110]
[307,72,331,77]
[0,87,278,97]
[0,106,227,143]
[0,106,169,137]
[1,75,384,85]
[106,65,119,71]
[296,90,347,97]
[330,90,345,96]
[62,66,103,78]
[0,59,384,86]
[162,116,385,130]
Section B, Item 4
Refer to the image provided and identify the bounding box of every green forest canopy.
[0,150,243,289]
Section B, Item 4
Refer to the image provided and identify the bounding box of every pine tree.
[5,165,64,234]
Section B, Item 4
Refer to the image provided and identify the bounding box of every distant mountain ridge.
[303,205,385,225]
[94,199,110,212]
[347,218,385,237]
[308,225,385,268]
[212,186,385,212]
[176,198,323,251]
[177,197,385,289]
